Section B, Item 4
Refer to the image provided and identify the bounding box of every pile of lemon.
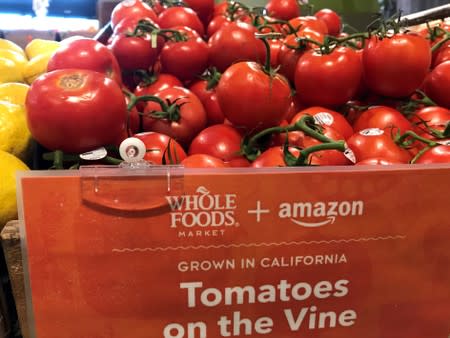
[0,38,60,228]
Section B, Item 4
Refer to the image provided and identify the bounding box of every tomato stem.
[292,141,346,166]
[200,68,222,90]
[431,33,450,53]
[410,146,432,164]
[396,130,438,148]
[255,32,282,74]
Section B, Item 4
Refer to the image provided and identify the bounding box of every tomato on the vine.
[189,76,225,126]
[423,61,450,109]
[26,69,127,153]
[295,46,362,107]
[346,128,412,163]
[159,26,209,82]
[353,106,414,135]
[363,33,431,98]
[251,146,300,167]
[314,9,341,36]
[47,38,122,85]
[414,145,450,164]
[158,7,205,36]
[217,61,291,131]
[285,16,328,35]
[183,0,215,25]
[134,73,182,98]
[140,86,207,146]
[265,0,300,21]
[134,131,186,164]
[111,0,158,28]
[208,21,265,72]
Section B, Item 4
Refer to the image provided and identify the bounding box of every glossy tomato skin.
[189,80,225,125]
[265,0,300,21]
[134,131,186,164]
[314,9,341,36]
[355,157,403,165]
[295,47,362,107]
[48,38,122,85]
[109,33,162,72]
[188,124,243,161]
[363,34,431,98]
[291,106,354,140]
[142,86,207,146]
[346,128,412,163]
[208,21,266,72]
[113,16,157,36]
[353,106,413,135]
[206,15,231,37]
[160,26,209,82]
[111,0,158,28]
[414,145,450,164]
[158,7,204,36]
[26,69,127,153]
[216,61,291,130]
[251,146,300,167]
[433,41,450,67]
[286,16,328,35]
[423,61,450,109]
[409,106,450,131]
[182,154,227,168]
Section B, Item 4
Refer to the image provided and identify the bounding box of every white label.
[343,147,356,163]
[314,112,334,126]
[438,140,450,146]
[359,128,384,136]
[79,147,107,160]
[151,32,158,49]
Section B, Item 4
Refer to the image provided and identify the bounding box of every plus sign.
[248,201,270,223]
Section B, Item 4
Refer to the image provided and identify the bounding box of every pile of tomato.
[24,0,450,168]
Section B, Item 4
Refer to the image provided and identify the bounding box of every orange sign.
[18,165,450,338]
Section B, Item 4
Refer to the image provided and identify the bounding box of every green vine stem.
[287,140,346,166]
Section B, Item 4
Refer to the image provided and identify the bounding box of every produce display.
[0,0,450,226]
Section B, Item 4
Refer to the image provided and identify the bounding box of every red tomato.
[109,33,162,72]
[346,128,412,163]
[433,41,450,67]
[216,61,291,130]
[355,157,403,165]
[112,16,157,36]
[291,106,354,140]
[158,7,204,36]
[134,131,186,164]
[111,0,158,28]
[26,69,127,153]
[423,61,450,109]
[286,16,328,35]
[159,26,209,82]
[409,106,450,131]
[269,120,304,147]
[251,146,300,167]
[189,124,243,161]
[268,39,283,67]
[206,14,231,37]
[284,94,304,122]
[141,86,207,145]
[414,145,450,164]
[183,0,215,25]
[303,125,352,165]
[314,8,341,36]
[208,21,265,72]
[363,34,431,98]
[134,73,183,98]
[213,1,228,17]
[294,47,362,107]
[182,154,227,168]
[353,106,413,135]
[189,79,225,125]
[265,0,300,21]
[47,38,122,85]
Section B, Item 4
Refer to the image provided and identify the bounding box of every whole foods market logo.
[279,200,364,227]
[165,186,238,238]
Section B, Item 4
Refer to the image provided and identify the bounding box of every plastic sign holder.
[17,164,450,338]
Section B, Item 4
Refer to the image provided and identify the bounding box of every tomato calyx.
[398,90,437,115]
[129,19,188,42]
[128,93,185,122]
[431,29,450,53]
[200,67,222,90]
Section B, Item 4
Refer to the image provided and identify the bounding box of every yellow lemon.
[0,38,26,58]
[0,150,29,229]
[0,57,24,83]
[0,83,29,106]
[23,52,54,84]
[0,100,32,161]
[25,39,60,60]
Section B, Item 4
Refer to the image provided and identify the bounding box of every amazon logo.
[278,200,364,228]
